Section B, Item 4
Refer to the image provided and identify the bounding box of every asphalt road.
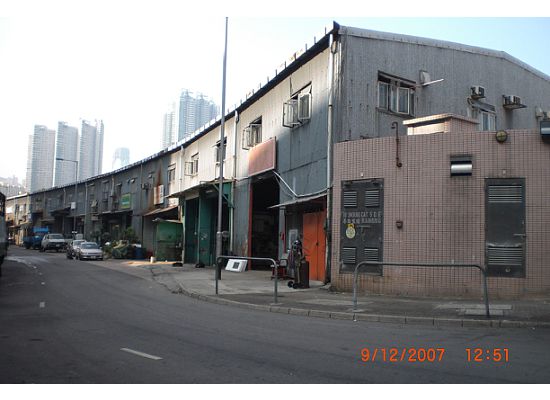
[1,246,549,384]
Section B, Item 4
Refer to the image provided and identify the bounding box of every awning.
[101,209,133,215]
[142,204,178,217]
[469,98,495,113]
[269,192,327,209]
[167,179,234,198]
[51,206,71,216]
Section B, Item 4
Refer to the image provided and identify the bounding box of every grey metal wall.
[334,27,550,142]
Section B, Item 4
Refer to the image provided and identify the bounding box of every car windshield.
[81,243,99,249]
[50,234,64,239]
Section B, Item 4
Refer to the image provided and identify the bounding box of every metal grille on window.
[488,185,522,203]
[487,246,523,267]
[342,247,357,265]
[343,191,358,208]
[363,247,380,262]
[364,189,380,207]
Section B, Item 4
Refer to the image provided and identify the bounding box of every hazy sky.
[1,1,549,185]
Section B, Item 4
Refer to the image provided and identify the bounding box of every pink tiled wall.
[332,130,550,299]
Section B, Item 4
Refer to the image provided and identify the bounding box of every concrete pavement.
[92,256,550,329]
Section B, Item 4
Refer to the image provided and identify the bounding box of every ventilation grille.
[488,185,522,204]
[343,191,358,208]
[487,246,523,267]
[364,190,380,207]
[342,247,357,264]
[364,247,380,262]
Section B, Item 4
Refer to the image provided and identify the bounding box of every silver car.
[75,242,103,261]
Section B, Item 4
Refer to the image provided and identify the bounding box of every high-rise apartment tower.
[53,121,79,186]
[176,90,218,142]
[26,125,56,192]
[79,120,104,180]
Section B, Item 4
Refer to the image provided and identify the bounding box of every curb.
[175,282,550,329]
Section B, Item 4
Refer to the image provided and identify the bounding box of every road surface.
[1,246,549,383]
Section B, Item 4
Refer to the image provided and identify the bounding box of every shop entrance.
[250,176,279,269]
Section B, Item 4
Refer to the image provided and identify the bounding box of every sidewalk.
[99,258,550,329]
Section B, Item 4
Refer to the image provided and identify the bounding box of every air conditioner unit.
[503,95,521,106]
[470,86,486,99]
[542,111,550,120]
[141,183,150,190]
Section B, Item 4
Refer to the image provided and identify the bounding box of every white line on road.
[39,302,45,308]
[120,348,163,360]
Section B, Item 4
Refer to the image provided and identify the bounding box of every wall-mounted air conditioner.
[503,95,526,110]
[470,86,486,100]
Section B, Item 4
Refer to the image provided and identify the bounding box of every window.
[377,73,415,116]
[185,153,199,176]
[242,117,262,149]
[480,111,496,131]
[167,166,176,194]
[214,138,227,163]
[102,182,109,201]
[283,85,312,128]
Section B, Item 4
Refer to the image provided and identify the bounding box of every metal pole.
[215,17,229,295]
[216,256,280,304]
[73,161,78,236]
[482,270,490,319]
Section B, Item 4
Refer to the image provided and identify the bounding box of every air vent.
[487,246,523,267]
[364,247,380,262]
[364,190,380,207]
[488,185,522,203]
[342,247,357,265]
[343,191,358,208]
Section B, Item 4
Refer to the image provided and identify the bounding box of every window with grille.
[214,138,227,163]
[185,154,199,176]
[283,85,312,128]
[377,73,415,116]
[242,117,262,149]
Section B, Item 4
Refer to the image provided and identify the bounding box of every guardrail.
[216,255,281,305]
[352,261,490,319]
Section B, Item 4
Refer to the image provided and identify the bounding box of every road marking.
[120,348,163,360]
[41,282,46,285]
[39,302,45,308]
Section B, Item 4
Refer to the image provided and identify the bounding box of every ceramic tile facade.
[333,130,550,299]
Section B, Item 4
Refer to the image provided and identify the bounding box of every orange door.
[302,210,326,282]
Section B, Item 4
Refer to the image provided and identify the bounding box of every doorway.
[250,176,279,269]
[302,210,327,282]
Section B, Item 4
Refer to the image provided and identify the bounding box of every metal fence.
[352,261,490,318]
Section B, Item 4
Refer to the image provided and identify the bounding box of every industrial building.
[7,23,550,299]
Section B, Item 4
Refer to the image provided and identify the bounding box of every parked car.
[40,233,67,252]
[75,242,103,261]
[66,239,86,259]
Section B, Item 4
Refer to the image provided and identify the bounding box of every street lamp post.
[56,157,78,237]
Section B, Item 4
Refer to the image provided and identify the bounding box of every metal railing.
[216,256,281,305]
[352,261,490,318]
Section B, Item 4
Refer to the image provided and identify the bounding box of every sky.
[1,1,550,186]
